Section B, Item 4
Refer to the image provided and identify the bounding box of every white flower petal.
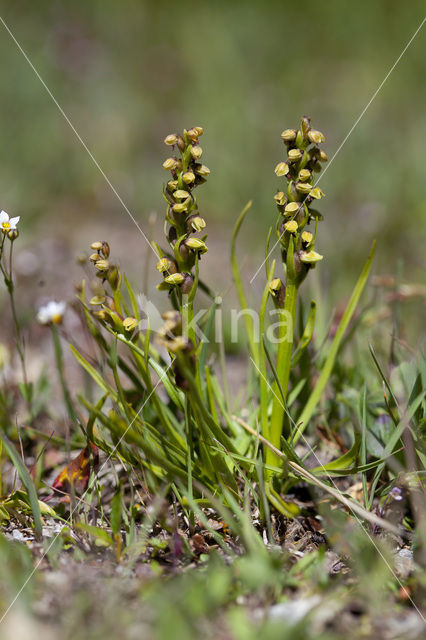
[37,300,66,324]
[0,211,9,223]
[37,308,49,324]
[9,216,20,229]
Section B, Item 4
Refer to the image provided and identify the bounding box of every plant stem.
[182,297,196,345]
[267,281,298,468]
[1,239,31,414]
[184,397,194,528]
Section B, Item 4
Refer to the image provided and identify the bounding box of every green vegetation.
[0,3,425,638]
[1,116,425,639]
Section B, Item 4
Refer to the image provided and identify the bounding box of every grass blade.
[0,431,43,539]
[230,201,259,367]
[294,240,376,442]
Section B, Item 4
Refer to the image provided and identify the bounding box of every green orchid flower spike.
[268,116,327,468]
[157,127,209,302]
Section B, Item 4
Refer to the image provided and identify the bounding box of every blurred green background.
[0,0,425,343]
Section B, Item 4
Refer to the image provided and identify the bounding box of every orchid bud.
[284,202,300,218]
[95,259,110,271]
[167,179,179,191]
[300,250,323,264]
[295,182,313,195]
[123,317,139,332]
[275,162,289,177]
[156,257,176,273]
[281,129,297,143]
[172,201,189,214]
[301,231,313,248]
[300,116,311,140]
[186,128,200,141]
[176,135,185,151]
[195,164,210,177]
[284,220,298,234]
[89,295,106,305]
[298,169,311,182]
[190,145,203,160]
[274,191,286,207]
[268,278,285,306]
[287,149,302,163]
[93,309,107,321]
[268,278,282,295]
[165,273,185,285]
[164,134,178,146]
[163,157,177,171]
[309,187,325,200]
[185,238,208,253]
[187,215,206,232]
[182,171,196,184]
[101,241,110,258]
[174,190,190,200]
[308,129,325,144]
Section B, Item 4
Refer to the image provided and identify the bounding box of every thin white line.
[249,15,426,284]
[0,15,160,263]
[250,356,426,624]
[0,363,172,624]
[321,16,426,179]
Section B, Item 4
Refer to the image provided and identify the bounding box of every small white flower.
[37,300,66,325]
[0,210,20,234]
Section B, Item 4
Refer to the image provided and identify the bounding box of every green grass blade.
[0,431,43,539]
[75,523,113,547]
[291,300,316,367]
[198,299,218,377]
[369,344,399,409]
[309,432,361,474]
[70,344,117,399]
[294,240,376,442]
[259,259,276,439]
[230,201,259,366]
[368,390,425,501]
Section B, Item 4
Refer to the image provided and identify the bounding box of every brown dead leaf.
[190,533,209,555]
[45,443,99,502]
[346,481,365,503]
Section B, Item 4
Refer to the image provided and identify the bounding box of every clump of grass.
[45,117,419,534]
[0,121,425,631]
